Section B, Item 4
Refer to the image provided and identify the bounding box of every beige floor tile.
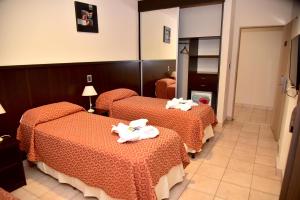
[227,158,254,174]
[209,146,233,157]
[222,169,252,187]
[195,163,225,180]
[235,144,257,154]
[231,149,256,163]
[169,179,190,200]
[237,136,258,146]
[216,182,250,200]
[253,164,281,181]
[204,153,230,168]
[214,140,236,150]
[251,176,281,195]
[11,188,39,200]
[179,188,214,200]
[188,175,220,195]
[255,155,276,167]
[22,179,51,197]
[256,147,277,157]
[40,183,80,199]
[258,140,278,150]
[185,161,201,180]
[242,123,260,133]
[239,131,259,140]
[72,192,98,200]
[249,190,279,200]
[214,197,225,200]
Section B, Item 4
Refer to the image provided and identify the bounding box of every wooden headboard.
[0,61,140,137]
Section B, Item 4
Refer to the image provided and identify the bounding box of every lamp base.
[88,108,95,113]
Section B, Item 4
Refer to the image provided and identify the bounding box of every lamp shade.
[82,86,97,97]
[0,104,6,114]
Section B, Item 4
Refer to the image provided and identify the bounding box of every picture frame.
[163,26,171,43]
[74,1,99,33]
[191,90,212,106]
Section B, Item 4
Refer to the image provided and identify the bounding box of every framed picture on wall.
[74,1,99,33]
[163,26,171,43]
[191,90,212,105]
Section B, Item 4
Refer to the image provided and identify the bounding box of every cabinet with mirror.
[139,0,224,111]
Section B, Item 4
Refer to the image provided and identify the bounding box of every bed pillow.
[20,101,85,128]
[96,88,138,111]
[17,102,85,161]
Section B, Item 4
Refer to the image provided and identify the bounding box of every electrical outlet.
[87,75,92,83]
[167,66,170,72]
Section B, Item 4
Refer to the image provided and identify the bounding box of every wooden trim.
[138,0,224,12]
[0,60,139,70]
[179,36,221,40]
[0,61,141,137]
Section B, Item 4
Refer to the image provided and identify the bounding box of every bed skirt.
[37,162,185,200]
[184,124,214,153]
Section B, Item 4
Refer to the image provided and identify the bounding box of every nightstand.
[95,109,109,116]
[0,137,26,192]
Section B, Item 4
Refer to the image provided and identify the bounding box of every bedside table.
[0,137,26,192]
[95,109,109,116]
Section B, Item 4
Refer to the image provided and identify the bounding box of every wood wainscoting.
[142,60,176,97]
[0,61,140,137]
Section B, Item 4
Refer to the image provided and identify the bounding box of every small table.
[0,137,26,192]
[94,109,109,117]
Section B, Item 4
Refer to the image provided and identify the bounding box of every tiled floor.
[11,105,281,200]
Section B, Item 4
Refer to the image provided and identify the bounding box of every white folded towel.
[112,119,159,143]
[166,98,198,111]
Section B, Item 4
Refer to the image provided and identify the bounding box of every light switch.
[87,75,92,83]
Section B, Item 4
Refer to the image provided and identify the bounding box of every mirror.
[140,7,179,99]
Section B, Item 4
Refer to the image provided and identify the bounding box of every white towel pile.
[111,119,159,143]
[165,98,198,111]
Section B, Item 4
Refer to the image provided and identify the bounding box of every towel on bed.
[112,119,159,143]
[166,98,198,111]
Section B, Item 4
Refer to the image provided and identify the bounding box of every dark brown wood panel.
[0,61,140,137]
[142,60,176,97]
[138,0,224,12]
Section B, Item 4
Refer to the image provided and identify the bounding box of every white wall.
[179,4,222,38]
[226,0,293,118]
[140,8,179,60]
[0,0,139,66]
[235,28,283,108]
[217,0,235,123]
[277,0,300,175]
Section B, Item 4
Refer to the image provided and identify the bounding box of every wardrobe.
[139,0,224,111]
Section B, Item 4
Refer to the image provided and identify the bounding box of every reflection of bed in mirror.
[140,8,179,98]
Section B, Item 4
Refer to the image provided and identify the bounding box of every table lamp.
[82,86,98,113]
[0,104,5,115]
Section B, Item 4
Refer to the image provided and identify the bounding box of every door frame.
[231,25,285,119]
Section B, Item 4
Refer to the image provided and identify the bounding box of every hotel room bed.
[17,102,189,200]
[96,89,217,154]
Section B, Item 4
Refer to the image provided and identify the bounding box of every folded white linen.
[112,119,159,143]
[165,98,198,111]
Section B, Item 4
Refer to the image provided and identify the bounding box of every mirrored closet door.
[140,7,179,98]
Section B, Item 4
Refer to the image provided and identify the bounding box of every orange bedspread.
[109,96,216,151]
[0,188,19,200]
[17,102,189,200]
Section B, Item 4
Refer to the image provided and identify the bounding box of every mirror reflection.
[140,7,179,99]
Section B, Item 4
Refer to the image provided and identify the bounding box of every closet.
[138,0,224,111]
[178,4,223,111]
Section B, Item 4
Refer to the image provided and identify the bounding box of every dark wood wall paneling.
[142,60,176,97]
[0,61,140,137]
[138,0,224,12]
